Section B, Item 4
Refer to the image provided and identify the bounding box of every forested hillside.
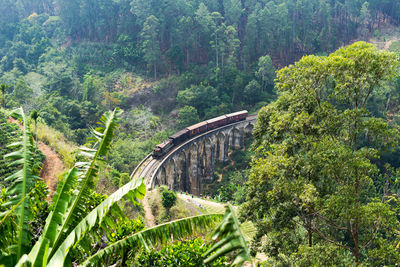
[1,0,400,181]
[2,0,400,266]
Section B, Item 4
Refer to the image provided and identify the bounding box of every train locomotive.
[152,110,248,158]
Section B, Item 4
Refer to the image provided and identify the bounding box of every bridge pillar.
[217,132,226,162]
[224,131,229,161]
[204,137,214,182]
[164,159,176,190]
[188,143,200,195]
[231,127,242,149]
[240,127,245,148]
[153,167,166,188]
[175,151,188,192]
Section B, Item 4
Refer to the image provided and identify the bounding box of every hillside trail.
[368,36,399,50]
[178,193,229,212]
[8,117,64,199]
[142,195,156,227]
[383,38,399,50]
[37,141,64,198]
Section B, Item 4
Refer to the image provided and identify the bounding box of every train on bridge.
[152,110,248,158]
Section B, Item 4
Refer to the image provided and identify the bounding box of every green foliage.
[81,214,224,266]
[204,205,251,266]
[0,108,45,266]
[1,108,40,260]
[0,111,21,186]
[12,78,33,107]
[216,170,249,204]
[389,40,400,52]
[255,54,275,92]
[161,188,177,215]
[141,15,161,79]
[0,108,155,266]
[177,106,200,129]
[0,84,9,108]
[135,238,228,266]
[177,84,219,117]
[107,218,145,244]
[243,42,400,265]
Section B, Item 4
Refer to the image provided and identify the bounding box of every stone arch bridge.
[130,115,257,195]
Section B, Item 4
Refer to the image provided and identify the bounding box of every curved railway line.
[130,115,258,190]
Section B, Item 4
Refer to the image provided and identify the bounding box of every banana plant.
[80,213,224,266]
[204,205,252,267]
[0,108,39,264]
[15,108,135,266]
[2,108,248,266]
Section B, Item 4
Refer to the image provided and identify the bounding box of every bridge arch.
[164,158,176,190]
[175,151,188,192]
[229,127,242,149]
[216,132,226,162]
[188,143,200,195]
[154,166,166,188]
[204,137,214,182]
[245,123,254,134]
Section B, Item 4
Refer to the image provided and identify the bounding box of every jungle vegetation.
[1,0,400,190]
[242,41,400,265]
[1,0,400,266]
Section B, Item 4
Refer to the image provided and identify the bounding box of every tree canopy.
[242,42,400,265]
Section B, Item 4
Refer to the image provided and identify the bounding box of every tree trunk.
[308,216,313,247]
[215,34,219,68]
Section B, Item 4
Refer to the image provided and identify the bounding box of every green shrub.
[162,188,177,216]
[134,238,228,266]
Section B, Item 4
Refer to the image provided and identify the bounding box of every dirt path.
[142,195,156,227]
[178,193,229,212]
[8,117,64,198]
[368,36,400,50]
[383,38,399,50]
[37,141,64,198]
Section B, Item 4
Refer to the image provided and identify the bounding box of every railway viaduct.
[130,115,257,195]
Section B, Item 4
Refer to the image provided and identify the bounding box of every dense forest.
[1,0,400,182]
[1,0,400,266]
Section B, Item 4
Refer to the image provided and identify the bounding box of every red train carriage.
[206,115,228,131]
[187,121,208,137]
[152,110,248,159]
[226,110,248,123]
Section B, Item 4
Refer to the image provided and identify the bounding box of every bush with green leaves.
[161,187,177,215]
[134,238,228,266]
[177,105,200,129]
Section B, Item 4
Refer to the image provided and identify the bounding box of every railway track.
[130,115,258,189]
[131,115,258,235]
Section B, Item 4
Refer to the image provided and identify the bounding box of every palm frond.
[47,177,146,266]
[26,167,80,266]
[1,107,39,259]
[204,205,252,267]
[48,108,122,258]
[80,213,224,266]
[13,108,122,267]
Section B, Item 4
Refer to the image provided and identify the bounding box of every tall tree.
[0,84,10,108]
[141,15,161,79]
[242,42,400,265]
